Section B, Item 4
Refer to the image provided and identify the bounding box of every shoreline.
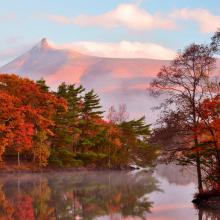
[192,191,220,211]
[0,166,136,174]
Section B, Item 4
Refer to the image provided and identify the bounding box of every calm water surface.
[0,164,219,220]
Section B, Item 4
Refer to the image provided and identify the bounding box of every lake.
[0,164,219,220]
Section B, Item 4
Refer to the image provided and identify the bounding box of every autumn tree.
[0,92,21,162]
[107,104,129,124]
[150,43,218,193]
[33,130,51,167]
[0,74,66,166]
[197,95,220,189]
[107,107,158,168]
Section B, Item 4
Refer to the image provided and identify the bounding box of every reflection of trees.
[156,163,197,185]
[31,178,55,219]
[14,195,35,220]
[48,171,160,219]
[1,175,56,220]
[0,171,160,219]
[1,171,220,220]
[199,208,220,220]
[0,184,14,219]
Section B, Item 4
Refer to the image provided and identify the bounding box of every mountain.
[0,38,169,82]
[0,39,172,122]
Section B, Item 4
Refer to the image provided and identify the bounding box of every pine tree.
[36,78,49,92]
[52,83,84,153]
[79,90,104,152]
[82,90,104,118]
[118,117,156,167]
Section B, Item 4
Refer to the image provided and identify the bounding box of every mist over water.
[0,164,218,220]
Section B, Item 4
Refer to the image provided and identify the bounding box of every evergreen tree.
[118,117,156,167]
[52,83,84,153]
[79,90,104,152]
[36,78,49,92]
[82,89,104,118]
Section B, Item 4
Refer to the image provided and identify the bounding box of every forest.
[0,74,159,170]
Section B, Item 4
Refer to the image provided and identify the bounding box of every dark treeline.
[150,30,220,195]
[0,74,159,169]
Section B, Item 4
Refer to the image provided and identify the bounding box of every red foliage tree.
[0,74,67,165]
[198,95,220,190]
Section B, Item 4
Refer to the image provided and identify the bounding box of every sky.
[0,0,220,65]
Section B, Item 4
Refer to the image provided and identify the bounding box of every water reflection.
[0,166,219,220]
[198,209,220,220]
[0,171,159,219]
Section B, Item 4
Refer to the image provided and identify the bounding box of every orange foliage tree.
[198,95,220,190]
[0,74,67,166]
[199,95,220,149]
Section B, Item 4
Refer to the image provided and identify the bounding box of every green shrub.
[49,158,63,167]
[76,152,108,166]
[49,147,82,167]
[64,159,83,167]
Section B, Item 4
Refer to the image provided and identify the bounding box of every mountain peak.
[39,38,51,49]
[32,38,52,52]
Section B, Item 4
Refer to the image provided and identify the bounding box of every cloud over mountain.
[54,41,176,60]
[48,3,176,31]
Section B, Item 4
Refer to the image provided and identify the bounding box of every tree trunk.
[193,100,203,193]
[215,149,220,188]
[73,143,77,154]
[196,152,203,193]
[216,149,220,168]
[194,133,203,193]
[17,152,20,166]
[33,153,36,163]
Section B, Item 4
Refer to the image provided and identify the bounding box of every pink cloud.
[171,8,220,33]
[47,5,220,34]
[48,3,176,31]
